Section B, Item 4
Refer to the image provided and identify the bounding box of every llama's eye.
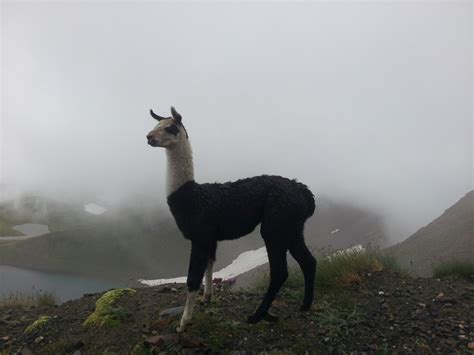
[165,125,179,136]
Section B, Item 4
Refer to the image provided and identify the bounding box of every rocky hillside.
[1,267,473,354]
[388,191,473,276]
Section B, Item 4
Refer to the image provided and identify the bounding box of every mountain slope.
[388,190,473,276]
[304,197,387,251]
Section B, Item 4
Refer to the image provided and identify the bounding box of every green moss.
[83,288,136,329]
[24,315,52,334]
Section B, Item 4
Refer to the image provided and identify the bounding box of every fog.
[1,2,472,243]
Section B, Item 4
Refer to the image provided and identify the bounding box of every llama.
[146,107,317,333]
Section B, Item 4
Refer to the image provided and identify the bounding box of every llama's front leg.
[202,259,214,303]
[178,290,197,333]
[177,242,209,333]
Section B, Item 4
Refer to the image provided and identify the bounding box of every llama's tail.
[299,184,316,218]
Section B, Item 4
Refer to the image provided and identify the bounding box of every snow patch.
[139,247,269,286]
[84,203,107,215]
[139,244,366,287]
[13,223,49,236]
[2,223,50,240]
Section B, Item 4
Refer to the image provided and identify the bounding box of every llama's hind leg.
[202,241,216,303]
[202,259,214,303]
[247,246,288,323]
[289,237,316,311]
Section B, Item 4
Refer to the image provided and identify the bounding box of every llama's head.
[147,107,188,148]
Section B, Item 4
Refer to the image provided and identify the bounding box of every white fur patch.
[165,137,194,196]
[204,260,214,299]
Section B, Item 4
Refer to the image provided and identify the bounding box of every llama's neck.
[165,139,194,196]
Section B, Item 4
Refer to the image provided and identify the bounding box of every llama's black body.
[168,174,317,322]
[168,175,315,243]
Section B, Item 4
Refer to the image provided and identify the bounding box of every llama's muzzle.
[147,134,158,146]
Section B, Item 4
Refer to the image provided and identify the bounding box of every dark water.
[0,265,125,302]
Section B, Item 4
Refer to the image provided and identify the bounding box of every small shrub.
[433,261,474,279]
[36,292,58,307]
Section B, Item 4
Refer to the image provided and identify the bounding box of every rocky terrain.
[1,268,473,354]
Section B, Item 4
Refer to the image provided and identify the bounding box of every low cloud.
[2,1,472,242]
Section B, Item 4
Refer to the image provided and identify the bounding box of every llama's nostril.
[147,135,158,146]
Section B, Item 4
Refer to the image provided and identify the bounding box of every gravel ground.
[1,270,473,354]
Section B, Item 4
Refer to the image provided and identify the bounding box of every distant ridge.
[388,190,473,276]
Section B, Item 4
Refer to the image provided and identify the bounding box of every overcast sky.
[1,1,472,242]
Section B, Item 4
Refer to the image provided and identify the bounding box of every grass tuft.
[253,248,401,292]
[433,261,474,279]
[0,290,57,308]
[313,303,362,338]
[315,248,391,289]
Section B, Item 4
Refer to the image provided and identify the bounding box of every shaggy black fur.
[168,174,317,322]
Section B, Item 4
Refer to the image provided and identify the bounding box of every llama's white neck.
[165,139,194,196]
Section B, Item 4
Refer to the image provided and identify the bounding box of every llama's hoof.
[247,313,263,324]
[300,303,312,312]
[247,312,279,324]
[176,320,189,333]
[201,294,212,304]
[176,325,185,333]
[263,312,279,322]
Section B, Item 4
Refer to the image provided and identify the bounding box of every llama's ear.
[150,109,167,121]
[170,106,182,123]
